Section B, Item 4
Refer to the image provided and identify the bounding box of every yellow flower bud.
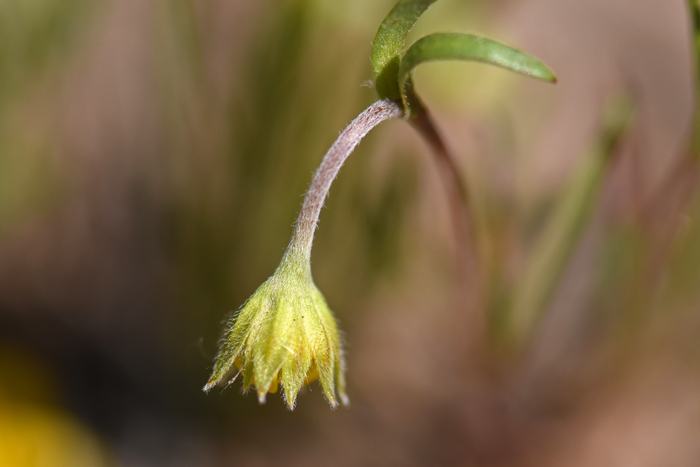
[203,249,348,410]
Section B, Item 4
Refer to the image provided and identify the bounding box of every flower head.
[203,248,347,409]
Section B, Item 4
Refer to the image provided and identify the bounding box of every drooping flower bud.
[203,247,347,409]
[204,100,401,408]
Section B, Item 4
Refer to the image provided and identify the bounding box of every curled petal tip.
[202,381,216,393]
[284,398,297,411]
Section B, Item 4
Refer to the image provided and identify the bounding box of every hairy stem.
[289,99,403,258]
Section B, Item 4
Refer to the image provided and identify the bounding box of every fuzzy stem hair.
[288,99,403,258]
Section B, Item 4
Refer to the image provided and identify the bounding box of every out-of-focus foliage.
[0,0,91,231]
[504,97,634,347]
[687,0,700,156]
[0,349,110,467]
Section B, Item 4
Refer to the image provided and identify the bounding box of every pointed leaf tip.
[398,33,557,115]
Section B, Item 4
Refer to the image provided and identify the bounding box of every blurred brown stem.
[408,105,480,279]
[643,0,700,234]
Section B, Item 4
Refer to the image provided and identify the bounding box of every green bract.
[204,248,347,410]
[371,0,438,101]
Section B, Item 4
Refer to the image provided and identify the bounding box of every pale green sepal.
[253,299,292,401]
[334,351,349,407]
[203,290,261,392]
[310,287,340,407]
[398,33,557,116]
[280,317,312,409]
[371,0,438,101]
[242,357,254,390]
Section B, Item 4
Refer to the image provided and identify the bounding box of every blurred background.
[0,0,698,465]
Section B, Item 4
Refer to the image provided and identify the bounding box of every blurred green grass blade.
[399,33,556,115]
[371,0,438,101]
[508,97,635,347]
[665,195,700,302]
[687,0,700,156]
[0,0,90,102]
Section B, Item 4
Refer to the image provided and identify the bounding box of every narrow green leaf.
[371,0,438,101]
[398,33,556,115]
[506,96,635,347]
